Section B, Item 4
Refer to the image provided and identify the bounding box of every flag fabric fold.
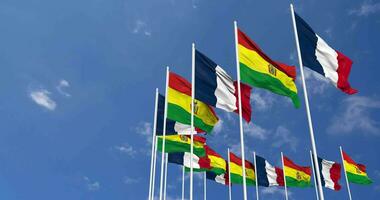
[317,156,342,191]
[283,156,312,187]
[168,152,211,170]
[229,152,255,185]
[256,155,284,187]
[206,171,229,186]
[342,151,372,185]
[157,135,206,157]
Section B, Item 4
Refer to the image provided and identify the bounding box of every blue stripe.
[206,171,217,180]
[156,94,177,135]
[295,12,325,76]
[195,50,218,107]
[317,157,326,187]
[256,155,270,187]
[168,152,185,165]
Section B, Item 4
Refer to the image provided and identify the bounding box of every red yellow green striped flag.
[283,156,312,187]
[157,135,206,157]
[229,152,255,185]
[237,28,300,108]
[342,151,372,185]
[167,72,219,133]
[185,145,226,174]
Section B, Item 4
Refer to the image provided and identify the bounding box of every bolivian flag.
[157,135,206,157]
[229,152,255,185]
[342,151,372,185]
[237,28,300,108]
[168,72,219,133]
[185,145,226,174]
[283,156,311,187]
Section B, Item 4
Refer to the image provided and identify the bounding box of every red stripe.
[229,152,254,169]
[330,162,342,191]
[275,167,285,186]
[233,81,252,122]
[198,156,212,169]
[336,51,358,95]
[237,28,297,79]
[205,145,222,158]
[283,156,311,175]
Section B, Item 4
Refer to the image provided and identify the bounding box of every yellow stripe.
[238,44,298,93]
[229,162,255,180]
[284,166,311,182]
[344,160,368,176]
[209,155,226,170]
[158,135,204,148]
[168,88,218,126]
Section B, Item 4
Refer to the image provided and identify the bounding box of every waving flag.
[205,146,227,175]
[206,171,229,186]
[229,152,255,185]
[168,152,211,170]
[283,156,311,187]
[294,12,357,94]
[157,135,206,157]
[256,155,284,187]
[342,151,372,185]
[195,50,252,122]
[317,157,342,190]
[237,28,300,108]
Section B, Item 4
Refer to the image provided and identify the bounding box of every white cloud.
[124,176,140,184]
[328,96,380,135]
[29,89,56,111]
[299,67,330,95]
[136,122,153,143]
[114,143,137,157]
[56,79,71,97]
[272,126,298,152]
[251,91,275,111]
[261,187,292,198]
[132,20,151,36]
[244,122,269,140]
[349,1,380,16]
[213,119,224,135]
[83,176,100,191]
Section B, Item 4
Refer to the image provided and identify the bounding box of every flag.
[168,152,211,170]
[283,156,312,187]
[256,155,284,187]
[206,171,229,186]
[237,28,300,108]
[205,146,227,175]
[157,94,204,135]
[157,135,206,157]
[342,151,372,185]
[294,12,357,94]
[167,72,219,133]
[317,156,342,191]
[229,152,255,185]
[195,50,252,122]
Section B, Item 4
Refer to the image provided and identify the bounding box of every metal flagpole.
[310,150,320,200]
[148,89,159,200]
[190,42,195,200]
[340,146,353,200]
[233,20,248,200]
[281,152,288,200]
[159,67,170,200]
[290,4,325,200]
[253,152,259,200]
[151,134,158,200]
[204,172,207,200]
[182,166,185,200]
[163,153,168,200]
[228,148,232,200]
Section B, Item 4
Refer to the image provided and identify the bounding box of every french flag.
[168,152,211,170]
[317,157,342,191]
[295,12,357,94]
[206,171,229,186]
[195,50,252,122]
[256,155,284,187]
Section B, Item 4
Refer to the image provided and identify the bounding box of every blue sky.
[0,0,379,199]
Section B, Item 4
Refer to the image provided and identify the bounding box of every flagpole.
[190,42,195,200]
[159,67,170,200]
[281,152,288,200]
[204,172,207,200]
[228,148,232,200]
[310,150,320,200]
[234,20,248,200]
[253,152,259,200]
[182,166,185,200]
[148,88,159,200]
[340,146,353,200]
[163,153,168,200]
[290,4,325,200]
[152,135,158,200]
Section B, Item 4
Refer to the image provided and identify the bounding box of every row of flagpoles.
[146,4,369,200]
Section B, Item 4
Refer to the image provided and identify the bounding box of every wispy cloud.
[261,187,292,197]
[83,176,100,191]
[136,122,153,143]
[56,79,71,97]
[328,96,380,135]
[123,176,140,184]
[114,143,137,157]
[272,126,298,152]
[251,91,275,111]
[244,122,269,140]
[132,20,151,36]
[349,1,380,16]
[299,67,331,95]
[213,119,224,135]
[29,89,57,111]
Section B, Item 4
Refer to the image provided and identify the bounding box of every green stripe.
[185,167,225,175]
[167,103,214,133]
[347,172,373,185]
[240,63,300,108]
[230,174,255,185]
[285,176,312,188]
[156,137,205,157]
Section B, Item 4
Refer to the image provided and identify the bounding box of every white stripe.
[315,35,339,87]
[183,152,201,169]
[321,159,336,190]
[265,160,279,186]
[214,173,226,185]
[174,122,197,135]
[215,66,237,112]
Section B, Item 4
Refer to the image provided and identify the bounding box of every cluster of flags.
[148,4,372,200]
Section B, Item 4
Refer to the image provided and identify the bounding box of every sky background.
[0,0,379,199]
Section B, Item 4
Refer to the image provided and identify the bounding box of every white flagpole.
[182,166,185,200]
[253,152,259,200]
[340,146,353,200]
[310,150,320,200]
[281,152,288,200]
[228,148,232,200]
[190,42,195,200]
[159,67,170,200]
[233,20,248,200]
[151,134,158,200]
[204,172,207,200]
[163,153,168,200]
[290,4,325,200]
[148,89,159,200]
